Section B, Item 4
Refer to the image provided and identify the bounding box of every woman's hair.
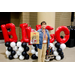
[41,21,46,26]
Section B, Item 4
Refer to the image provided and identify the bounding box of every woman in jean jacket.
[36,21,51,62]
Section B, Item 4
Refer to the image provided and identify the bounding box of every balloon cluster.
[5,41,30,60]
[53,41,66,60]
[1,23,69,61]
[17,42,29,60]
[5,42,18,60]
[30,42,66,61]
[31,44,38,59]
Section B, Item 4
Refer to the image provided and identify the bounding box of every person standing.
[36,21,51,62]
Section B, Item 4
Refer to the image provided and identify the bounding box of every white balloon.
[13,54,18,59]
[35,52,38,57]
[10,42,16,48]
[5,50,11,56]
[31,45,35,49]
[18,47,24,52]
[17,51,21,55]
[31,49,36,54]
[17,42,22,47]
[13,46,17,51]
[53,51,58,56]
[60,44,66,50]
[54,46,57,51]
[50,43,54,48]
[19,55,24,60]
[56,55,61,60]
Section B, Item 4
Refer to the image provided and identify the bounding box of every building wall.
[10,12,72,40]
[10,12,31,41]
[37,12,55,34]
[29,12,37,29]
[55,12,71,36]
[22,12,30,24]
[10,12,21,41]
[19,12,30,41]
[10,12,21,27]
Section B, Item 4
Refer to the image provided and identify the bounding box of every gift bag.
[30,32,39,44]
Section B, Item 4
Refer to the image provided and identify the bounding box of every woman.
[36,21,51,62]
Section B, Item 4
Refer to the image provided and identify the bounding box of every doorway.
[0,12,10,41]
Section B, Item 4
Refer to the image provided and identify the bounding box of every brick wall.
[55,12,71,36]
[10,12,72,40]
[10,12,21,27]
[29,12,37,29]
[19,12,30,41]
[22,12,30,24]
[10,12,23,41]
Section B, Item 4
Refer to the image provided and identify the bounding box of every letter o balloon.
[55,26,70,44]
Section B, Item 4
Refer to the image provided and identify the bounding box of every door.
[0,12,10,40]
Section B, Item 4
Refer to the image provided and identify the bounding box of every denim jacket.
[36,28,50,49]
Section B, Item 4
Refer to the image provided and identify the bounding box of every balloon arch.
[1,23,70,61]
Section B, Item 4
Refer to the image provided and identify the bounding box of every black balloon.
[24,54,29,59]
[57,48,62,53]
[35,47,37,51]
[22,51,27,56]
[33,44,36,47]
[59,52,64,56]
[5,42,10,47]
[25,46,29,51]
[55,42,60,48]
[8,55,13,60]
[60,55,64,59]
[11,50,16,55]
[31,54,38,59]
[21,42,27,48]
[7,47,13,51]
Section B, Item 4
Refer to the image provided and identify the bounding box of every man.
[36,21,51,62]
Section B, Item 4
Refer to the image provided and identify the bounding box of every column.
[37,12,56,34]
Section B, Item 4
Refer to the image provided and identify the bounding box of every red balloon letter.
[20,23,29,42]
[45,26,54,30]
[36,25,53,31]
[26,26,32,45]
[55,26,70,43]
[1,23,18,42]
[36,25,41,31]
[1,24,9,42]
[50,34,55,43]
